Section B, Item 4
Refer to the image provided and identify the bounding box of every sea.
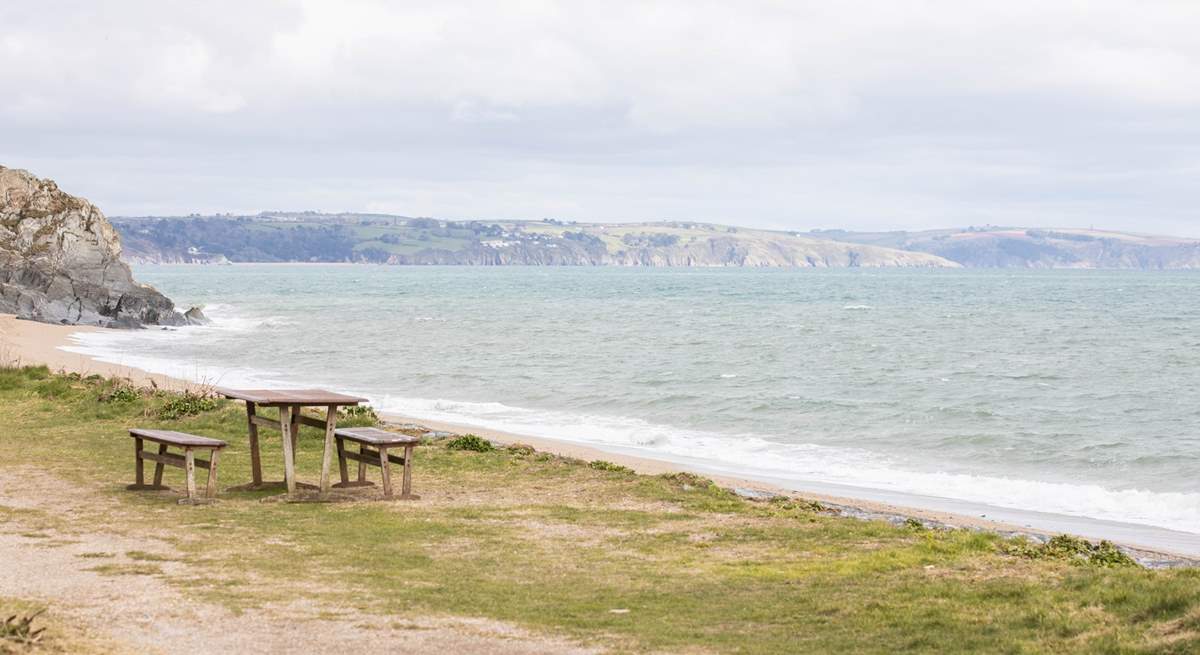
[64,265,1200,545]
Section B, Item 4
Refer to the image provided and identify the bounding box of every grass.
[0,365,1198,653]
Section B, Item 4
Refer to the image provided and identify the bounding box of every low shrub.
[505,443,536,457]
[338,404,379,427]
[157,391,218,420]
[446,434,494,452]
[999,534,1137,567]
[767,496,830,514]
[661,471,715,490]
[98,385,140,404]
[589,460,633,474]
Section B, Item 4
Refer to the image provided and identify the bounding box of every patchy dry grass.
[0,366,1198,653]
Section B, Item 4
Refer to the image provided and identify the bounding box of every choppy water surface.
[68,266,1200,534]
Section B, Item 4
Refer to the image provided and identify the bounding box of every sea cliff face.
[0,166,184,327]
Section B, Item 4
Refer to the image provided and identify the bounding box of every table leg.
[279,405,296,495]
[336,437,349,484]
[246,401,262,485]
[290,404,301,468]
[401,445,415,499]
[379,446,393,498]
[319,404,336,493]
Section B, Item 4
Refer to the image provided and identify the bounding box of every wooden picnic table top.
[216,388,368,406]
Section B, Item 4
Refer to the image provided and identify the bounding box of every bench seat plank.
[334,427,420,446]
[129,429,227,448]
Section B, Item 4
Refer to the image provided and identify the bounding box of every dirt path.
[0,470,598,655]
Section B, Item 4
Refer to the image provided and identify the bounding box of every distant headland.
[114,212,1200,269]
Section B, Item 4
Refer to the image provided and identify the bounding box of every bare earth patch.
[0,469,597,655]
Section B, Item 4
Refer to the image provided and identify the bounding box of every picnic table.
[217,388,368,496]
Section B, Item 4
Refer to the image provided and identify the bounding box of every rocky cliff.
[0,166,184,327]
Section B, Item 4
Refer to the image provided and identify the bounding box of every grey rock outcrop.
[183,306,212,325]
[0,166,185,328]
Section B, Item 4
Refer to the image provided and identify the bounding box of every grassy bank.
[1,365,1198,653]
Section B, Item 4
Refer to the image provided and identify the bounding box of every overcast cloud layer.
[3,1,1200,235]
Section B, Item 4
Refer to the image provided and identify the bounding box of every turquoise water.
[69,265,1200,534]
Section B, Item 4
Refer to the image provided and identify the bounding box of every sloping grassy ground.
[1,365,1198,654]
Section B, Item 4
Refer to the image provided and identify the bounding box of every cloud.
[2,0,1199,236]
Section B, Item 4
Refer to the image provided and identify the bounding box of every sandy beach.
[2,312,1196,564]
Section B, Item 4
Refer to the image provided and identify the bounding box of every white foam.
[375,394,1200,535]
[60,313,1200,538]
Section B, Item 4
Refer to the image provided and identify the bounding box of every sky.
[3,1,1200,236]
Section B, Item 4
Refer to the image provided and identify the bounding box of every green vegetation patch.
[445,434,494,452]
[0,366,1197,654]
[588,460,633,474]
[1000,534,1138,568]
[156,390,218,420]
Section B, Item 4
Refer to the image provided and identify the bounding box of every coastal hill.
[0,166,185,327]
[814,227,1200,269]
[112,213,957,268]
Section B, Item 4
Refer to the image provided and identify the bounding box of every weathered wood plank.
[279,405,296,495]
[153,443,167,486]
[378,446,392,497]
[249,414,279,429]
[290,405,300,467]
[401,445,414,498]
[184,449,197,500]
[336,432,350,484]
[297,413,328,430]
[246,402,262,485]
[217,388,367,406]
[206,449,221,499]
[319,404,337,493]
[139,450,213,470]
[129,429,227,448]
[134,437,144,486]
[337,448,407,467]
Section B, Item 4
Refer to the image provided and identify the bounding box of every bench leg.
[336,437,349,484]
[378,446,393,498]
[279,406,297,495]
[246,401,262,485]
[134,437,144,486]
[356,443,367,483]
[206,449,221,499]
[184,448,197,501]
[319,404,336,493]
[153,443,167,486]
[400,445,416,499]
[127,436,170,492]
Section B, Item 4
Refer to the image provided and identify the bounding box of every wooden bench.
[331,427,420,499]
[127,429,227,504]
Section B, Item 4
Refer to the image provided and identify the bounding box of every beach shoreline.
[2,312,1196,565]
